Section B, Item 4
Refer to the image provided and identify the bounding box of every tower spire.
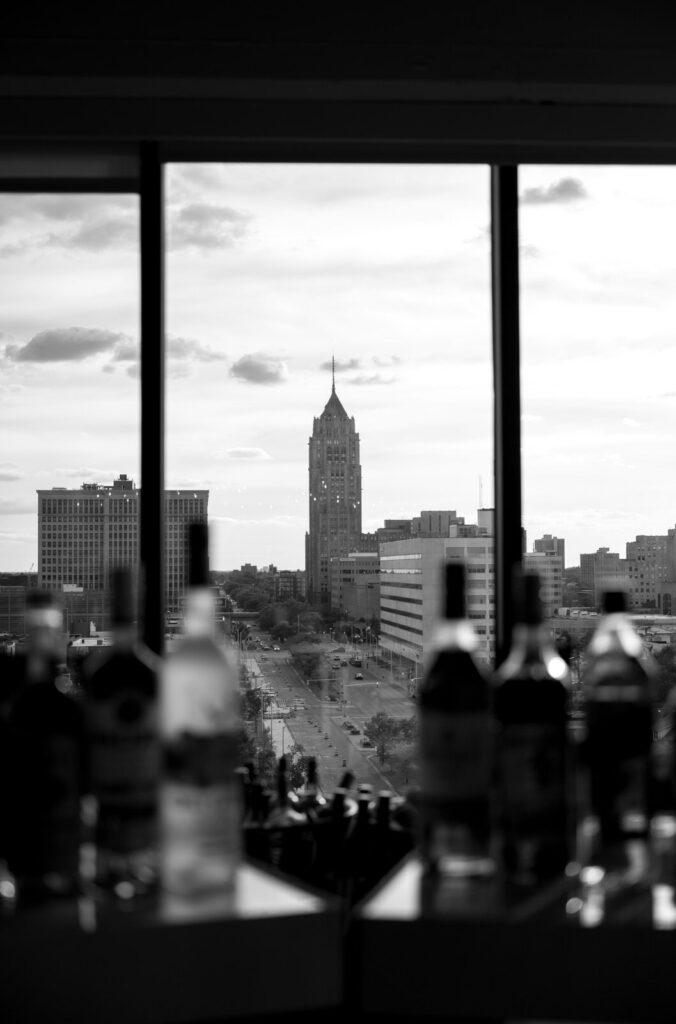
[332,355,335,393]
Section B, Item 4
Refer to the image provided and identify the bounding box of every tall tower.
[306,364,363,605]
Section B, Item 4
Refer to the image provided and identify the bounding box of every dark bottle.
[344,791,373,905]
[267,756,307,876]
[417,561,494,878]
[296,756,326,814]
[493,570,572,885]
[82,568,160,900]
[7,591,84,899]
[580,589,655,894]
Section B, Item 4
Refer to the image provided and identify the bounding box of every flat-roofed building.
[38,473,208,613]
[380,508,495,672]
[524,550,564,617]
[330,552,380,621]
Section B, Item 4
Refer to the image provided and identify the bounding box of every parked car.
[354,672,363,679]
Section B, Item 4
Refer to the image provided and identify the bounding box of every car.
[272,645,280,651]
[340,659,348,666]
[354,672,363,680]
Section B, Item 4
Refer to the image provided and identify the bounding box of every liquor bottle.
[7,591,84,899]
[344,790,373,904]
[161,523,242,897]
[493,570,572,885]
[580,589,655,896]
[82,568,160,899]
[417,561,494,878]
[296,756,326,814]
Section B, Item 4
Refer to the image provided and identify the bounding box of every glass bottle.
[417,561,494,878]
[7,591,84,900]
[82,568,160,899]
[492,569,572,885]
[160,523,242,898]
[580,589,655,900]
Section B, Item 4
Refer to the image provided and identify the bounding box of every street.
[242,642,415,795]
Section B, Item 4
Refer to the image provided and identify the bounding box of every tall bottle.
[417,561,494,878]
[161,523,241,897]
[580,589,655,896]
[7,591,84,899]
[492,569,572,885]
[82,568,160,899]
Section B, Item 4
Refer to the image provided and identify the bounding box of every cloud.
[521,177,589,205]
[348,373,396,386]
[167,335,224,362]
[168,203,252,250]
[319,358,362,373]
[54,467,116,480]
[229,354,289,385]
[0,498,34,514]
[0,463,23,482]
[519,243,540,259]
[5,327,128,363]
[127,364,139,378]
[56,217,137,252]
[621,417,641,427]
[215,448,272,461]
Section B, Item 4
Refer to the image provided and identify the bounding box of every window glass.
[0,193,139,666]
[166,163,491,793]
[520,167,676,666]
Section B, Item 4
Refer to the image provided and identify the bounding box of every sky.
[1,164,675,573]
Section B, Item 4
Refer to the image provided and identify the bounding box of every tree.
[363,712,413,765]
[285,743,309,789]
[242,687,264,722]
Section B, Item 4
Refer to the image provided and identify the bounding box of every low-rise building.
[379,508,495,672]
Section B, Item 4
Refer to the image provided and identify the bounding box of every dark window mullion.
[140,142,165,655]
[491,165,522,664]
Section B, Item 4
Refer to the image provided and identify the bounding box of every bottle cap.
[26,589,56,609]
[188,522,210,586]
[443,561,465,620]
[603,590,628,614]
[111,568,135,625]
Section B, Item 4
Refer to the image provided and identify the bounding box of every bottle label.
[499,724,566,826]
[88,696,160,800]
[88,695,160,853]
[419,711,492,800]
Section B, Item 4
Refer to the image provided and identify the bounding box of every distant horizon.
[3,164,676,572]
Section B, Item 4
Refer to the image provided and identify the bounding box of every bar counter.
[1,862,342,1023]
[353,855,675,1023]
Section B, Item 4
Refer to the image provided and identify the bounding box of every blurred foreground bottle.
[161,523,241,897]
[493,570,572,885]
[83,568,160,900]
[417,561,494,878]
[7,591,84,900]
[579,590,655,907]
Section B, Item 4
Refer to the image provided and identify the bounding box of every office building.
[38,474,208,613]
[580,547,629,610]
[306,365,363,605]
[533,534,566,570]
[523,550,564,617]
[330,552,380,621]
[379,509,495,672]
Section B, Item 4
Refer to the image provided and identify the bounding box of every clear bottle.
[82,568,160,900]
[493,569,572,885]
[7,591,84,900]
[417,561,494,878]
[160,523,241,898]
[580,589,655,899]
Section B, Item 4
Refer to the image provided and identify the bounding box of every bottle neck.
[183,586,215,638]
[509,622,552,660]
[433,619,477,653]
[590,612,643,658]
[112,621,136,651]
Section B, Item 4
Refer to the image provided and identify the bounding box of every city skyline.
[2,164,676,572]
